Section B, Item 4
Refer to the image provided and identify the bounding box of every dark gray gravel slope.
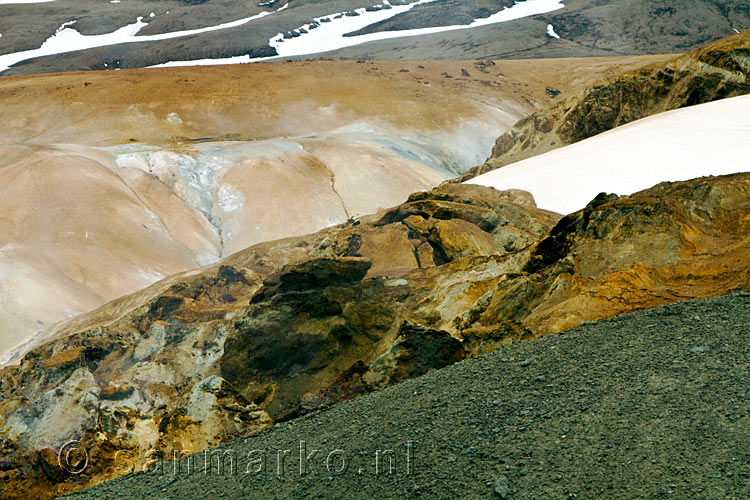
[67,294,750,499]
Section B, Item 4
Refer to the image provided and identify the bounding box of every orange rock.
[432,219,498,261]
[415,241,436,268]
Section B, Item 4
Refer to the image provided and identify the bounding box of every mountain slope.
[0,0,748,75]
[0,55,663,365]
[1,172,747,498]
[458,29,750,180]
[467,94,750,214]
[67,293,750,500]
[319,0,750,62]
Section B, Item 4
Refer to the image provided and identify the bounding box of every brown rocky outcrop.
[0,182,555,499]
[456,31,750,182]
[1,174,748,498]
[361,323,466,391]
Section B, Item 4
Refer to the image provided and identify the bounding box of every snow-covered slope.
[2,0,748,76]
[269,0,564,59]
[0,10,275,72]
[468,95,750,215]
[0,0,565,72]
[153,0,564,68]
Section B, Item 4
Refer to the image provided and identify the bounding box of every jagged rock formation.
[457,30,750,181]
[1,173,748,498]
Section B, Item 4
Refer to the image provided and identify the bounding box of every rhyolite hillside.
[0,55,659,366]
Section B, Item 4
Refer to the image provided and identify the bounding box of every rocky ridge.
[1,172,748,498]
[456,30,750,181]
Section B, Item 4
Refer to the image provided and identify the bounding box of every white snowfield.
[0,11,273,72]
[1,0,565,71]
[152,0,565,68]
[271,0,565,57]
[468,94,750,215]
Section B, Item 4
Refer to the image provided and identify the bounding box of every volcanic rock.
[0,174,748,498]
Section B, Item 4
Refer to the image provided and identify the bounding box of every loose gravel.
[67,294,750,499]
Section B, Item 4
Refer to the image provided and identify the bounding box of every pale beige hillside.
[0,55,669,362]
[0,57,670,145]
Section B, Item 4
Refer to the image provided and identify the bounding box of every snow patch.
[151,53,257,68]
[468,95,750,215]
[547,23,560,38]
[1,328,44,366]
[318,103,337,116]
[151,0,565,68]
[271,0,565,58]
[0,10,273,73]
